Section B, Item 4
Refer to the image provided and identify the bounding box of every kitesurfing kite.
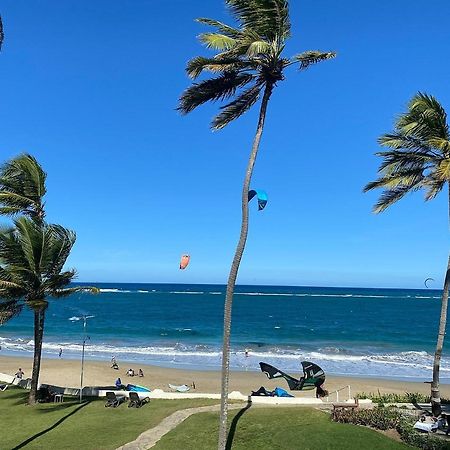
[179,254,190,270]
[259,361,327,396]
[248,189,268,211]
[424,278,434,288]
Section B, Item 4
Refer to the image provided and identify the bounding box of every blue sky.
[0,0,448,288]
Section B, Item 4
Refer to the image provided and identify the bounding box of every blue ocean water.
[0,283,447,381]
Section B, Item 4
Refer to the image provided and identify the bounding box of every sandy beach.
[1,354,449,398]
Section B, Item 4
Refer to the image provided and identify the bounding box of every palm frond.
[367,170,425,213]
[212,82,263,129]
[0,301,23,325]
[43,224,76,277]
[186,56,247,79]
[199,33,237,51]
[0,154,47,221]
[397,93,449,142]
[226,0,291,40]
[50,285,99,299]
[196,18,242,38]
[293,51,336,70]
[246,40,271,56]
[178,72,254,114]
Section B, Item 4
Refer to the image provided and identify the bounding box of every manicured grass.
[154,406,412,450]
[0,386,217,450]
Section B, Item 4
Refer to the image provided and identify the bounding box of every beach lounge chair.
[0,384,8,391]
[128,391,150,408]
[105,391,126,408]
[332,398,359,410]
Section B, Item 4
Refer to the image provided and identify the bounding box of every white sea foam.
[168,291,204,295]
[1,334,448,379]
[99,288,132,293]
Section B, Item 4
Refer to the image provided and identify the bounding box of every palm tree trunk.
[218,83,273,450]
[431,184,450,416]
[29,308,45,405]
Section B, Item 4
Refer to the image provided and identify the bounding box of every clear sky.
[0,0,448,288]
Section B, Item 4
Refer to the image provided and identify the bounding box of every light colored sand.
[1,354,449,398]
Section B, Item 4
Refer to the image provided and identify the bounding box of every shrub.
[355,392,450,405]
[396,419,450,450]
[331,408,401,430]
[331,408,450,450]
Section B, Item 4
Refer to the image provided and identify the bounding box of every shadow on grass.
[225,401,252,450]
[12,401,91,450]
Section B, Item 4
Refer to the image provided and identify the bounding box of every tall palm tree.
[0,218,85,404]
[0,153,46,222]
[364,92,450,416]
[178,1,335,446]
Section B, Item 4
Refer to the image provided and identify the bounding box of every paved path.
[116,403,246,450]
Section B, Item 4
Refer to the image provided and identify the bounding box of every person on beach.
[126,368,135,377]
[115,377,126,390]
[15,368,24,379]
[59,347,63,358]
[111,356,119,369]
[138,369,144,377]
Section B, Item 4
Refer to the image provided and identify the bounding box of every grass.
[154,406,412,450]
[1,386,217,450]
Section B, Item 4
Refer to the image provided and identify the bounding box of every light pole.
[79,315,94,403]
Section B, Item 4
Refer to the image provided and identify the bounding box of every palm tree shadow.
[12,401,91,450]
[225,401,252,450]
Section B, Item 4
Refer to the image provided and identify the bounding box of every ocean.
[0,283,448,382]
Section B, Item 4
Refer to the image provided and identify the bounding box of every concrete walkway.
[116,403,245,450]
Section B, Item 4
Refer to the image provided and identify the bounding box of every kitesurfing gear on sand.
[251,386,294,397]
[179,254,190,270]
[424,278,434,288]
[259,361,326,392]
[248,189,267,211]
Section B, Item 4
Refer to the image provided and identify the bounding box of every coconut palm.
[178,1,335,446]
[364,92,450,416]
[0,218,86,404]
[0,153,46,222]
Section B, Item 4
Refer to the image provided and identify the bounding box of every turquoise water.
[0,283,447,381]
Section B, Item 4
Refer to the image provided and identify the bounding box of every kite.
[179,254,190,270]
[248,189,268,211]
[424,278,434,288]
[259,361,327,396]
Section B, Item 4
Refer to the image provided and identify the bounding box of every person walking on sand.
[59,347,63,358]
[111,356,119,369]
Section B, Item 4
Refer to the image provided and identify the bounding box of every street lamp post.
[79,315,93,403]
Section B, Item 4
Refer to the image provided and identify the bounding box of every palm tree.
[0,154,46,222]
[0,218,86,404]
[364,92,450,416]
[178,1,335,446]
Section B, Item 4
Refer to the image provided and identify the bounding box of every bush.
[331,408,450,450]
[331,408,401,430]
[396,419,450,450]
[355,391,450,405]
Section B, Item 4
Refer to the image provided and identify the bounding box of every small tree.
[178,1,335,447]
[0,154,96,404]
[365,92,450,416]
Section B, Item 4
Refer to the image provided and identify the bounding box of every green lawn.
[154,406,412,450]
[0,386,217,450]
